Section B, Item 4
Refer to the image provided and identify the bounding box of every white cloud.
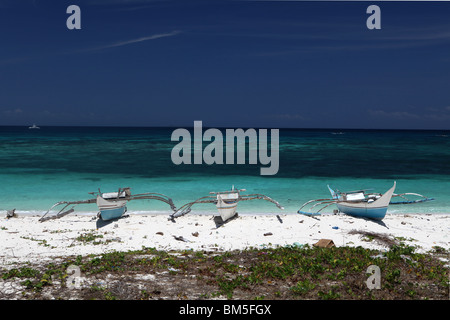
[3,108,23,115]
[266,113,307,121]
[368,109,420,119]
[77,31,181,53]
[0,31,182,65]
[369,106,450,122]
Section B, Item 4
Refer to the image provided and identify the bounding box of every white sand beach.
[0,212,449,268]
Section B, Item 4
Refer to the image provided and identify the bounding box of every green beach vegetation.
[0,243,448,300]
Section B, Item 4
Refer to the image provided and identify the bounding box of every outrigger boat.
[298,182,434,221]
[39,187,176,222]
[169,186,284,222]
[327,185,434,205]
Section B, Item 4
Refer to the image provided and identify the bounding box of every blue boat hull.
[336,203,387,221]
[99,206,127,221]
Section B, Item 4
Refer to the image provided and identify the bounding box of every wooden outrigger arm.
[126,192,177,211]
[169,196,216,220]
[390,193,434,204]
[39,198,96,222]
[39,188,177,222]
[297,198,338,218]
[239,193,284,210]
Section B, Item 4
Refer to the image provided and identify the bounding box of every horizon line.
[0,125,449,131]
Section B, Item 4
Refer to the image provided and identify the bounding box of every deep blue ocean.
[0,126,449,216]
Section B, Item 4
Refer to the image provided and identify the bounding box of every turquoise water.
[0,127,449,215]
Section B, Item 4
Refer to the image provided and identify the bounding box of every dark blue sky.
[1,0,450,129]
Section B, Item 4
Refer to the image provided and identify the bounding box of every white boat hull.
[216,192,239,221]
[96,196,127,220]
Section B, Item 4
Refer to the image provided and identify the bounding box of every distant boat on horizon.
[28,124,40,129]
